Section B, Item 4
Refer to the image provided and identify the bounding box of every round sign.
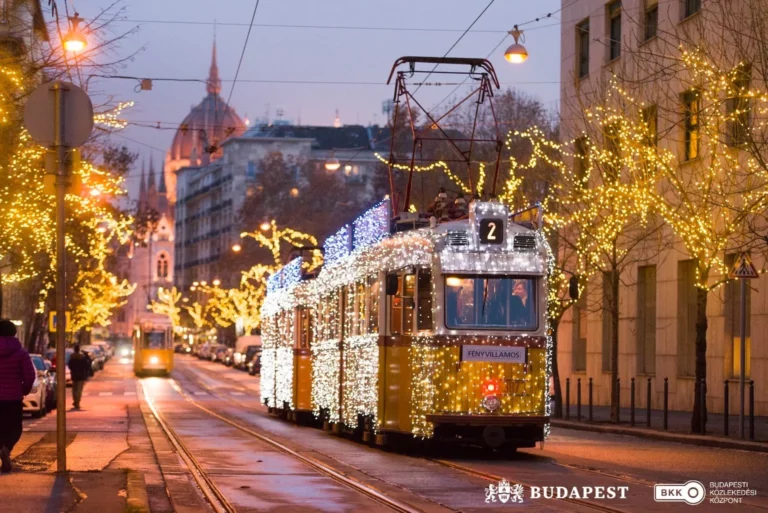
[23,81,94,147]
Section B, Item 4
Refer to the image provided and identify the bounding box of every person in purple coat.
[0,319,35,473]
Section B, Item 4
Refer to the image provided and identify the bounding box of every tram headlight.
[121,348,130,357]
[150,356,159,365]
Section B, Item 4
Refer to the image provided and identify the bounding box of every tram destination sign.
[461,345,526,364]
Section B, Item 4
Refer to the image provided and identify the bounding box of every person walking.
[0,319,36,473]
[68,344,91,410]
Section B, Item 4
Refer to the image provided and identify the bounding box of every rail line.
[140,376,425,513]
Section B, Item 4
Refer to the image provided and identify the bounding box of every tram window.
[144,331,166,349]
[356,281,367,335]
[368,276,379,333]
[389,276,402,334]
[444,276,537,330]
[403,274,415,334]
[417,270,433,331]
[299,308,312,348]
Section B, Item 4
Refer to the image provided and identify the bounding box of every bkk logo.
[485,479,629,504]
[654,480,706,506]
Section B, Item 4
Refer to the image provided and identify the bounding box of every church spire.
[207,37,222,95]
[139,159,146,199]
[148,154,156,190]
[159,162,167,194]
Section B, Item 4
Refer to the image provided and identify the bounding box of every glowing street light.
[260,220,272,232]
[63,14,87,53]
[212,279,221,286]
[232,243,242,253]
[504,26,528,64]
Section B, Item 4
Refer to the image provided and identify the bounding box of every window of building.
[572,284,587,372]
[725,254,751,378]
[636,265,657,374]
[246,161,257,179]
[576,20,590,78]
[683,0,700,19]
[607,0,622,61]
[683,90,700,160]
[601,272,617,372]
[644,0,658,40]
[157,253,169,279]
[642,105,658,148]
[677,260,697,377]
[574,136,589,181]
[726,65,751,147]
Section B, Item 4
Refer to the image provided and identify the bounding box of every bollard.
[724,380,729,437]
[631,378,636,427]
[646,377,652,428]
[616,378,621,424]
[577,378,582,422]
[664,378,669,431]
[589,377,593,422]
[700,379,707,435]
[565,378,570,420]
[749,380,755,441]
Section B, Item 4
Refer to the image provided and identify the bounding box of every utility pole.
[24,80,93,473]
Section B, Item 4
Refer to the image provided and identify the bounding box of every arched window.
[157,253,169,279]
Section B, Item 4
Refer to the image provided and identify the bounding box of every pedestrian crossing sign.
[728,252,759,280]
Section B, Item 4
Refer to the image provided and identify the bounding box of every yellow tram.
[261,199,552,451]
[133,313,174,377]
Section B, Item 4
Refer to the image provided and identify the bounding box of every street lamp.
[260,219,272,232]
[213,279,221,286]
[504,26,528,64]
[325,151,341,172]
[63,14,87,53]
[231,243,242,253]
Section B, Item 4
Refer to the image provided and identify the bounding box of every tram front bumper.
[427,414,548,448]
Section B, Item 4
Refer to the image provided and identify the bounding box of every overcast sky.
[74,0,563,197]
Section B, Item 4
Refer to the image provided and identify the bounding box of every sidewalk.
[552,404,768,452]
[0,357,172,513]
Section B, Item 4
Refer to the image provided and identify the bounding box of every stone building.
[557,0,767,415]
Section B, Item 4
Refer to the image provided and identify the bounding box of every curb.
[551,419,768,453]
[126,470,150,513]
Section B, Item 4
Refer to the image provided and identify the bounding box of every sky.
[73,0,563,198]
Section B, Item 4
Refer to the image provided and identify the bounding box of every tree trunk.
[551,319,563,418]
[691,285,709,434]
[610,268,620,423]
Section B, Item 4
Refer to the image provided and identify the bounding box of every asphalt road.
[145,356,768,512]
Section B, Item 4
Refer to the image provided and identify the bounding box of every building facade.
[112,160,175,336]
[174,124,383,291]
[557,0,767,416]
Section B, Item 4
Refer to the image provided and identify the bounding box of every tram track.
[170,360,638,513]
[142,372,430,513]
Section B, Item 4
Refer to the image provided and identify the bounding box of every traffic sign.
[49,311,71,332]
[728,253,759,280]
[23,81,93,147]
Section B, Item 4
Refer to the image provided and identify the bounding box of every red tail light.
[483,378,500,396]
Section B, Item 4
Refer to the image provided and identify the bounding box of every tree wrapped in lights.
[508,113,667,421]
[241,220,321,271]
[149,286,182,329]
[197,264,272,334]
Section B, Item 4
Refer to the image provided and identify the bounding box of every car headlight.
[121,348,130,356]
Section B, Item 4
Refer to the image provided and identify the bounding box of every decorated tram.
[133,313,174,377]
[260,198,552,451]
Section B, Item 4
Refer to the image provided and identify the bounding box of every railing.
[559,376,757,441]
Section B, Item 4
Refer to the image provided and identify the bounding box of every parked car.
[197,343,212,360]
[211,345,228,363]
[247,350,262,375]
[91,340,113,360]
[223,348,235,366]
[47,348,73,385]
[240,345,262,372]
[29,354,56,413]
[23,356,48,417]
[233,335,262,370]
[43,360,57,411]
[81,345,105,371]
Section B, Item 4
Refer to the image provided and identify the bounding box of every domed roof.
[168,41,246,162]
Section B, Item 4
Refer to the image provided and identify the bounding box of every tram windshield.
[445,275,537,330]
[144,331,167,349]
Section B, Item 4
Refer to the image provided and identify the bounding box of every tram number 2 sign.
[479,218,504,244]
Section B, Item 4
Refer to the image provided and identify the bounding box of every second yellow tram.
[133,314,174,377]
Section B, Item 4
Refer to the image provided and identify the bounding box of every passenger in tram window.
[512,280,530,324]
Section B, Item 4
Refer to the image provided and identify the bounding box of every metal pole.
[663,377,668,431]
[616,378,621,424]
[53,83,68,473]
[577,378,582,422]
[647,377,652,428]
[565,378,570,420]
[749,380,755,441]
[630,378,635,427]
[701,379,707,435]
[739,278,746,439]
[588,377,593,421]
